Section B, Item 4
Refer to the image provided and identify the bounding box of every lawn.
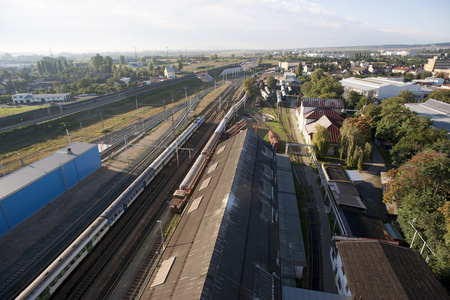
[0,105,47,117]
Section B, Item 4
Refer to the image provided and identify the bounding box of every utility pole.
[80,122,85,142]
[0,161,5,177]
[157,220,165,251]
[136,96,139,114]
[17,153,24,167]
[100,112,106,141]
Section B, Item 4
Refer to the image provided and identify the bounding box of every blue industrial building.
[0,142,101,236]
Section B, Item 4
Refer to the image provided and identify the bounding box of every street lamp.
[157,220,165,251]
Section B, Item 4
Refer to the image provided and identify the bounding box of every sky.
[1,0,450,55]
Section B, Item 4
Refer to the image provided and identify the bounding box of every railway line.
[278,103,322,291]
[0,97,193,300]
[0,75,196,134]
[53,79,243,300]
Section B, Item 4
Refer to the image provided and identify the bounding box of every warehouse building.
[146,130,282,299]
[12,93,71,104]
[0,142,101,236]
[340,77,425,100]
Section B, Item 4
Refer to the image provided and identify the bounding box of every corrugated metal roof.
[405,99,450,133]
[329,182,367,211]
[282,286,352,300]
[277,155,306,287]
[0,142,97,202]
[301,98,344,109]
[148,130,280,300]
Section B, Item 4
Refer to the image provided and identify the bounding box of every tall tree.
[242,77,257,98]
[385,151,450,269]
[266,75,276,90]
[90,53,104,71]
[312,124,330,159]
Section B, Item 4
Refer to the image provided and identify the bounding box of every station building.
[12,93,71,104]
[0,142,101,236]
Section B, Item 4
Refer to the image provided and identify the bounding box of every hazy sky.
[1,0,450,54]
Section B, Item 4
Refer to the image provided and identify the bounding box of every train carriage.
[16,115,205,300]
[16,218,109,300]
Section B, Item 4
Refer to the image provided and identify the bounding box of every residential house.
[330,236,449,299]
[392,67,409,74]
[350,66,368,75]
[296,98,344,154]
[164,67,176,79]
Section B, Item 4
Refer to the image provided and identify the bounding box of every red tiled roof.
[327,123,341,144]
[306,115,342,144]
[304,107,344,122]
[301,98,344,109]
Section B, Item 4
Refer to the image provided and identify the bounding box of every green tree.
[345,91,361,109]
[301,68,343,98]
[312,124,330,159]
[242,77,257,98]
[178,61,183,70]
[90,53,104,71]
[266,75,276,90]
[385,151,450,270]
[119,55,126,65]
[428,90,450,104]
[420,71,433,79]
[77,77,91,89]
[398,90,416,103]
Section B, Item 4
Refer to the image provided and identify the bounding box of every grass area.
[0,105,48,117]
[0,77,211,174]
[182,60,240,75]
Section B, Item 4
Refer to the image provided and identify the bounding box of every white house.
[164,67,176,79]
[12,93,70,104]
[340,77,425,100]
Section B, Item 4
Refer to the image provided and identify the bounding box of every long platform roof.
[0,142,97,202]
[148,129,280,300]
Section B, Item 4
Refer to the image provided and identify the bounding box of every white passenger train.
[16,116,205,300]
[170,93,248,213]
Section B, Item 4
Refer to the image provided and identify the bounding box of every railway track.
[0,90,199,300]
[277,102,322,291]
[121,107,233,300]
[60,80,240,300]
[308,207,322,291]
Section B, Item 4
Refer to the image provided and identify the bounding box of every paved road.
[355,145,388,220]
